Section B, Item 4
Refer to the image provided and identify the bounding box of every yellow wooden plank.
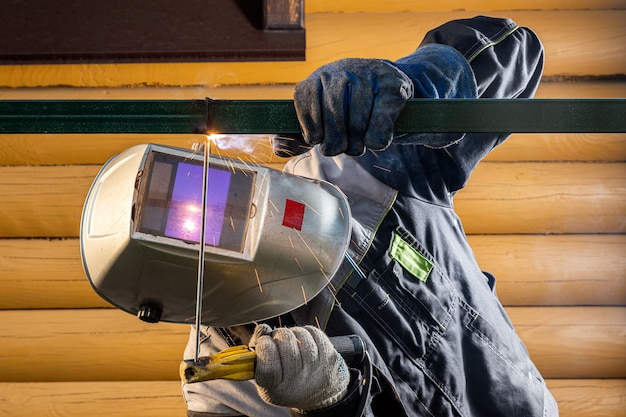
[508,307,626,379]
[0,381,187,417]
[0,309,188,382]
[0,165,97,238]
[484,133,626,162]
[1,379,624,417]
[2,235,624,310]
[0,307,623,382]
[467,234,626,306]
[0,11,623,87]
[0,130,623,166]
[0,131,623,166]
[306,0,626,12]
[546,379,626,417]
[455,162,626,234]
[0,238,110,309]
[0,162,623,237]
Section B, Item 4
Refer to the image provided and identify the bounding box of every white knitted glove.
[249,324,350,411]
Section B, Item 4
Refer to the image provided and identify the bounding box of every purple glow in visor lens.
[164,162,232,244]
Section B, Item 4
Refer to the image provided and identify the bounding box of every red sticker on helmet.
[282,199,305,230]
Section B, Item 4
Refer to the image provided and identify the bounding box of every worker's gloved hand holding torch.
[249,324,351,411]
[273,58,414,157]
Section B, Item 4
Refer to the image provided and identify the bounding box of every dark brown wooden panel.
[0,0,305,63]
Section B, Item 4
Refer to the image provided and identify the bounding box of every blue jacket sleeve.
[418,16,545,193]
[361,16,544,197]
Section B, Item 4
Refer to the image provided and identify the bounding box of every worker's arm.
[272,44,475,159]
[418,17,545,193]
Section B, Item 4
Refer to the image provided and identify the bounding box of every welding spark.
[236,156,254,171]
[295,230,324,270]
[372,164,391,173]
[301,285,308,305]
[226,160,236,174]
[254,269,263,293]
[294,257,304,272]
[301,200,320,216]
[188,142,204,161]
[320,267,339,294]
[367,148,380,158]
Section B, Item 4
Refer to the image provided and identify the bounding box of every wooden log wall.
[1,2,625,416]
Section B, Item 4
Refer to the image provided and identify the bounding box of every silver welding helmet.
[80,143,351,327]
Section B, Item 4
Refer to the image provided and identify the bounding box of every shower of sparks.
[288,235,295,248]
[254,269,263,293]
[229,216,235,231]
[338,206,345,219]
[269,199,279,212]
[187,143,204,161]
[314,316,321,329]
[236,156,255,171]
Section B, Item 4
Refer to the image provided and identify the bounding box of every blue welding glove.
[250,324,350,411]
[272,44,477,157]
[288,58,414,157]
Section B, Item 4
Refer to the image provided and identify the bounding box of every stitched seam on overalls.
[466,23,520,63]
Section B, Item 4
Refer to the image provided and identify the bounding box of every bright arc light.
[183,219,197,235]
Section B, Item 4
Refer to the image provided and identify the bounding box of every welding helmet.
[80,143,351,327]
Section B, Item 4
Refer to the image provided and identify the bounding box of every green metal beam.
[0,100,207,134]
[0,98,624,134]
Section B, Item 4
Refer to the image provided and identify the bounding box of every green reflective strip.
[389,233,433,283]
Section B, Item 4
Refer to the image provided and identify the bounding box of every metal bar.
[207,98,626,134]
[0,98,624,134]
[0,100,207,133]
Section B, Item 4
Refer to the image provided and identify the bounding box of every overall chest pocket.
[340,227,458,361]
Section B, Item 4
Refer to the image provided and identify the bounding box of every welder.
[182,16,559,417]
